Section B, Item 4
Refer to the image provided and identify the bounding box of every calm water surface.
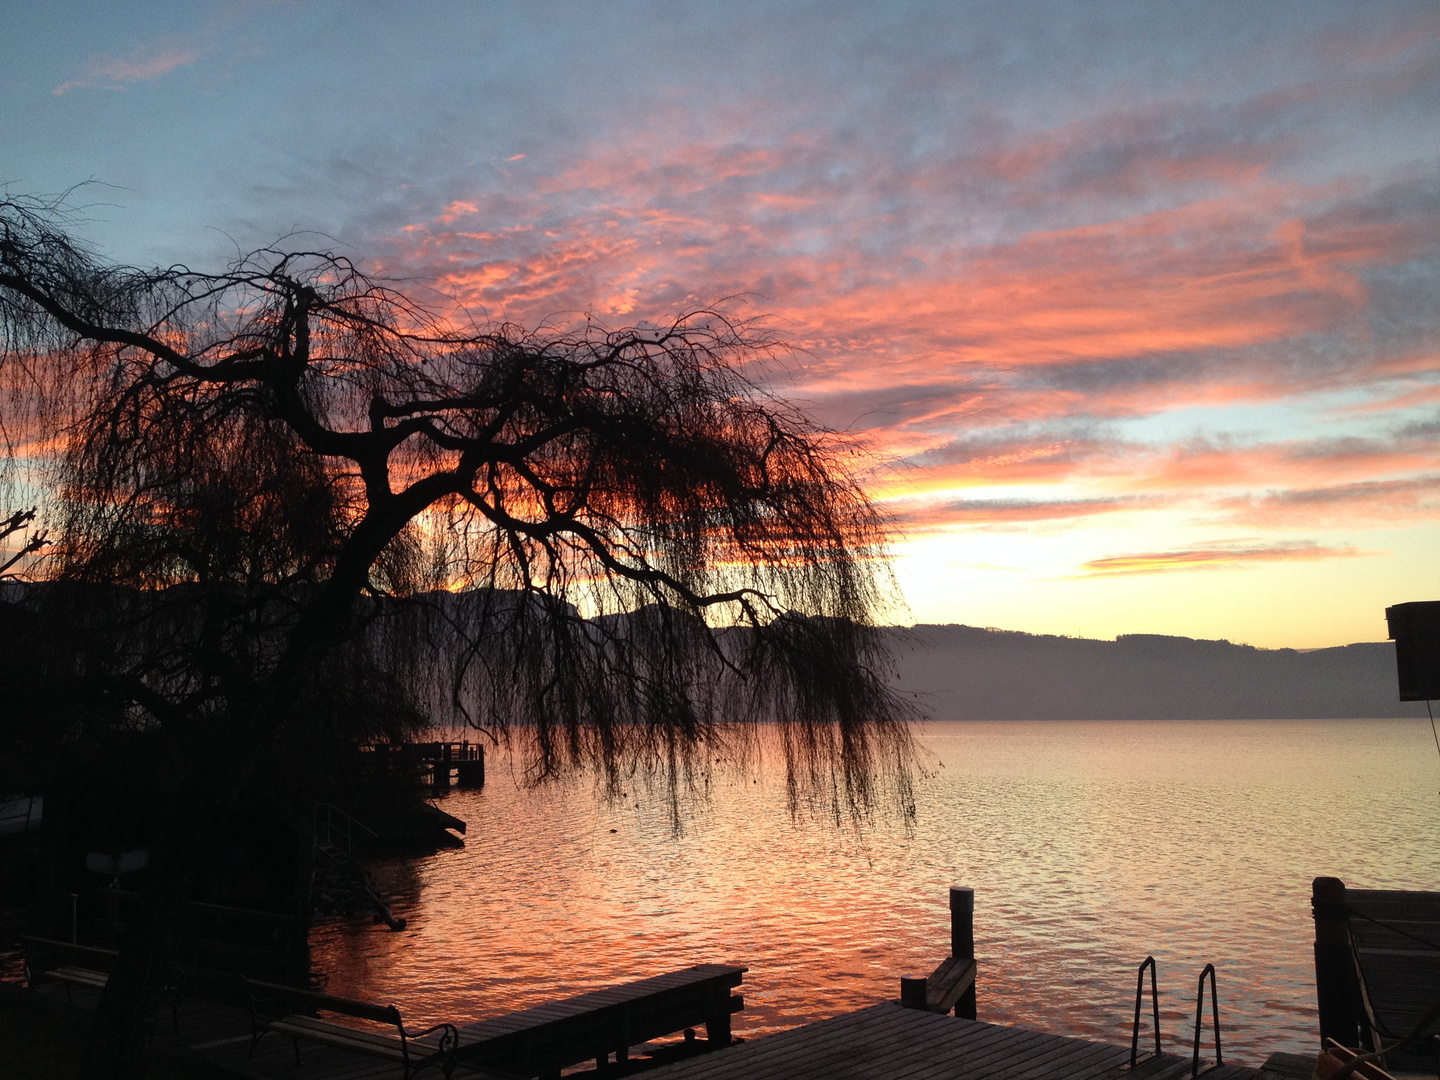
[310,719,1440,1064]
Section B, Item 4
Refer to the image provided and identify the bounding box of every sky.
[3,1,1438,648]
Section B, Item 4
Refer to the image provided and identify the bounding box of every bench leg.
[291,1035,303,1066]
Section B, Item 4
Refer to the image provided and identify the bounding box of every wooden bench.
[23,936,186,1033]
[243,977,460,1079]
[450,963,746,1079]
[22,937,119,1002]
[922,955,977,1015]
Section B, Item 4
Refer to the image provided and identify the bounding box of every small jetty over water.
[12,960,1315,1080]
[360,740,486,793]
[641,886,1304,1080]
[12,883,1332,1080]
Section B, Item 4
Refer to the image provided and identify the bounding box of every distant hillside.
[887,625,1424,720]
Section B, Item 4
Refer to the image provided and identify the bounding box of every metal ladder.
[1126,956,1161,1069]
[1192,963,1223,1077]
[1124,957,1223,1078]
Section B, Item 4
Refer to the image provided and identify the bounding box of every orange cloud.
[1120,438,1440,493]
[366,82,1440,544]
[1079,539,1369,576]
[1218,475,1440,526]
[386,168,1430,421]
[887,494,1149,532]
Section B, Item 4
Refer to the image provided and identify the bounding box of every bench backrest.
[244,977,402,1028]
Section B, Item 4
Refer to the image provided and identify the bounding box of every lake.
[310,719,1440,1065]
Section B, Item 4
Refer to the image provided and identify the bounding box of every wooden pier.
[359,740,485,792]
[15,976,1318,1080]
[8,882,1348,1080]
[645,1001,1312,1080]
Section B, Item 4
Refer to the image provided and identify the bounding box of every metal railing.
[314,802,378,858]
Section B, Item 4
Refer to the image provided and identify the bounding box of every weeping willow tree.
[0,194,917,1077]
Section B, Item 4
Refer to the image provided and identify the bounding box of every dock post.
[951,885,976,1019]
[1313,876,1361,1049]
[434,742,452,792]
[900,975,928,1009]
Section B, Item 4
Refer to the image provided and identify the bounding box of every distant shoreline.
[886,624,1419,721]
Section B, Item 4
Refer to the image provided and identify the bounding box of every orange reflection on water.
[309,719,1440,1063]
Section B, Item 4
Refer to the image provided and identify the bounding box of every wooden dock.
[7,881,1341,1080]
[16,978,1317,1080]
[644,1002,1313,1080]
[360,740,486,792]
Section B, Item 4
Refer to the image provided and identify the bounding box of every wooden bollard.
[951,886,974,959]
[900,975,928,1009]
[951,885,977,1020]
[1313,876,1361,1049]
[434,742,452,791]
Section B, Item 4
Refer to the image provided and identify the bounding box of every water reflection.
[309,719,1440,1064]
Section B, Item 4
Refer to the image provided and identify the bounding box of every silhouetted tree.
[0,194,916,1077]
[0,507,46,576]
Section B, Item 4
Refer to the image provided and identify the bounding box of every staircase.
[311,802,406,930]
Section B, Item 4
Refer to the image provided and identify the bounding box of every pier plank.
[647,1002,1279,1080]
[902,1031,1078,1080]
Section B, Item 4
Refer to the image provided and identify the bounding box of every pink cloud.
[1120,438,1440,493]
[886,494,1150,532]
[1339,372,1440,415]
[361,72,1440,542]
[1079,540,1369,577]
[54,44,200,94]
[1218,475,1440,526]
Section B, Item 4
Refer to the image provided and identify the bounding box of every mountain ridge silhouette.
[888,624,1421,720]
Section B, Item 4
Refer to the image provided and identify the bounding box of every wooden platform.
[645,1002,1305,1080]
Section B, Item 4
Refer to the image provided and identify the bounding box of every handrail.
[1192,963,1223,1078]
[314,801,377,857]
[1129,956,1161,1068]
